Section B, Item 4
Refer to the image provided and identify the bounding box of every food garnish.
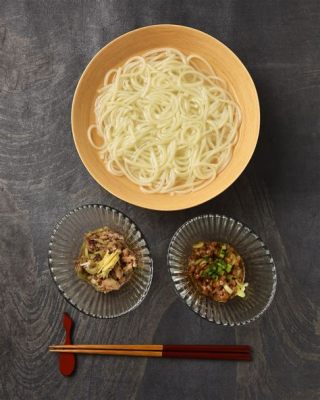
[74,227,137,293]
[188,241,248,302]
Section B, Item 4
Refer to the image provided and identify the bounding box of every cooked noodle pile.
[88,48,241,194]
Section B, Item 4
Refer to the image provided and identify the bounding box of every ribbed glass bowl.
[48,205,153,318]
[168,214,276,326]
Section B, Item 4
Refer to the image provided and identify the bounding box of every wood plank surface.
[0,1,319,399]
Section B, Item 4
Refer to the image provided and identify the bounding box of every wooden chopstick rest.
[58,313,76,376]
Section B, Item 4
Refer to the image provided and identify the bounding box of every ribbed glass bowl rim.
[167,214,277,326]
[48,204,153,319]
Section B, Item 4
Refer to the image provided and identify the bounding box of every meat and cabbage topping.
[74,227,137,293]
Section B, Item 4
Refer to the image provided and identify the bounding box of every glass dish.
[167,214,276,326]
[48,204,153,318]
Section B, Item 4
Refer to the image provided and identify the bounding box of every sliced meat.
[114,264,124,280]
[100,278,121,292]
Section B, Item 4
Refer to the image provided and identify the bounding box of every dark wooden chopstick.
[49,344,252,361]
[49,348,251,361]
[50,344,250,353]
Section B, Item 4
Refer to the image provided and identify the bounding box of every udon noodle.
[88,48,241,194]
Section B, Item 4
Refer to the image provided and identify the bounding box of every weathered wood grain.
[0,1,319,399]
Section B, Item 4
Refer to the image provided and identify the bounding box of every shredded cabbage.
[84,250,120,278]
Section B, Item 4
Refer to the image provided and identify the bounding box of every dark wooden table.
[1,1,319,399]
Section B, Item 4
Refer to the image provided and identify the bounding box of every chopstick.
[50,344,250,352]
[49,344,252,361]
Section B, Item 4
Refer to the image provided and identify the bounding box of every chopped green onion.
[217,269,224,276]
[218,250,226,258]
[225,263,232,273]
[235,282,248,298]
[223,284,233,294]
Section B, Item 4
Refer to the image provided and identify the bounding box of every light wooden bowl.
[72,25,260,211]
